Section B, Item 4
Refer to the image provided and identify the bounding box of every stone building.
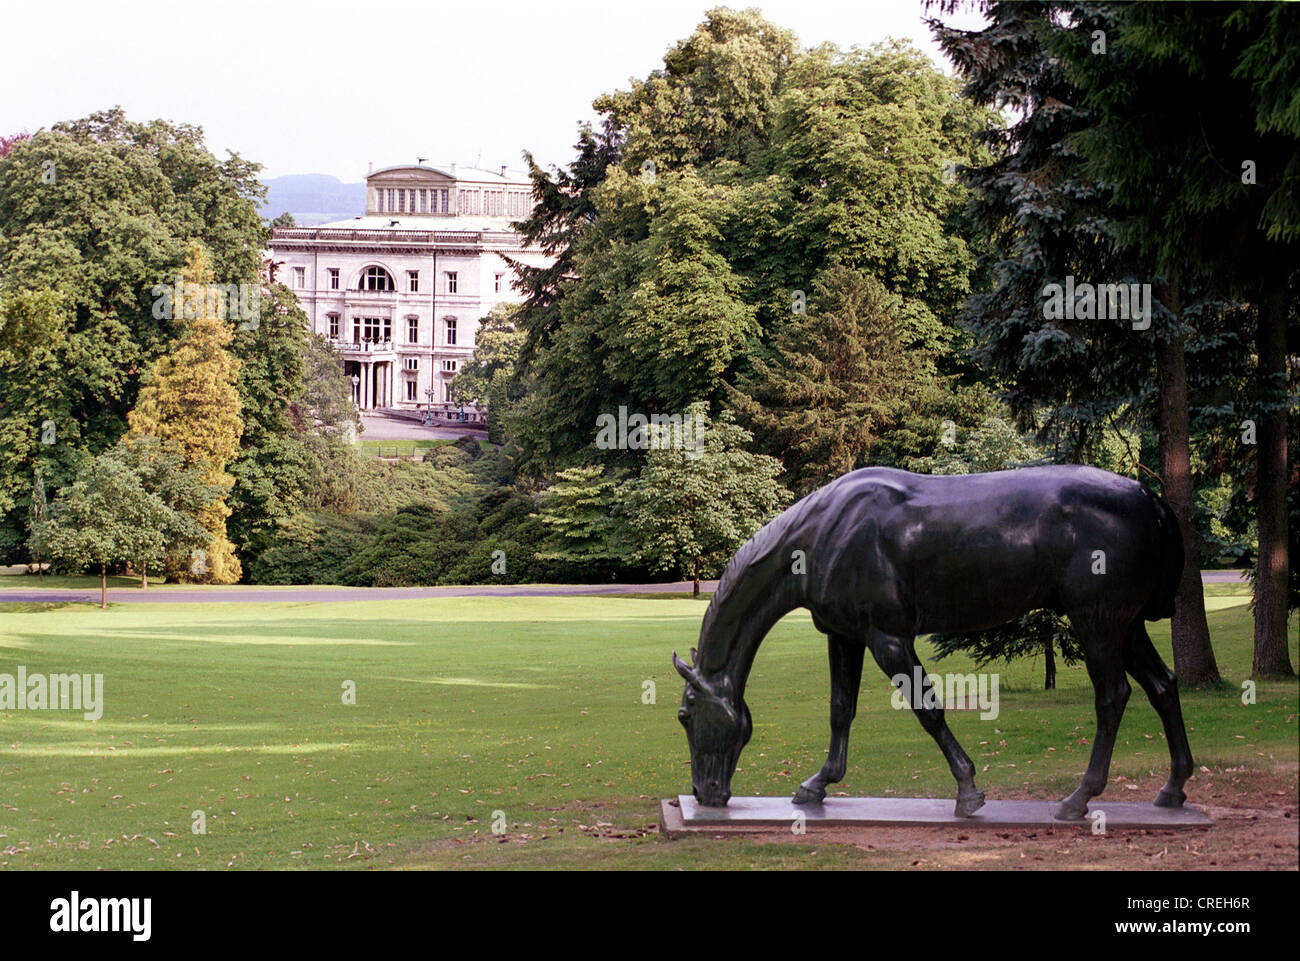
[268,162,548,413]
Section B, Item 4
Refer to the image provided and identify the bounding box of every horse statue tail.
[1142,488,1185,622]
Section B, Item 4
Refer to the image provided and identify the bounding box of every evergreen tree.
[536,466,623,574]
[932,610,1083,691]
[927,0,1223,682]
[730,266,923,496]
[127,246,243,583]
[1057,1,1298,677]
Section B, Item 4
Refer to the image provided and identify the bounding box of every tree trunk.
[1155,275,1221,684]
[1044,641,1056,691]
[100,563,107,610]
[1252,282,1294,677]
[142,558,148,590]
[693,558,701,598]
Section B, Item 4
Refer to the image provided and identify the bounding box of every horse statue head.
[674,648,752,806]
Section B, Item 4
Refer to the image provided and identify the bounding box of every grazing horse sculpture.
[673,465,1194,820]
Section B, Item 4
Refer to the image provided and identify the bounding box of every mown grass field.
[0,583,1294,870]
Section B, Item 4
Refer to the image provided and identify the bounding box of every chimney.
[368,161,373,174]
[500,164,508,178]
[450,162,457,176]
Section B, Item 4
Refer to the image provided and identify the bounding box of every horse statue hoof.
[1053,802,1088,821]
[1153,787,1185,808]
[954,790,985,817]
[792,784,826,805]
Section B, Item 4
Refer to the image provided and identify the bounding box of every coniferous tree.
[537,466,623,574]
[730,266,922,496]
[127,246,243,583]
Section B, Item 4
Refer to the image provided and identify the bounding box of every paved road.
[0,571,1248,604]
[0,580,717,604]
[360,411,485,441]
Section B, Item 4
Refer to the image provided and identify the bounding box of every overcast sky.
[2,0,985,182]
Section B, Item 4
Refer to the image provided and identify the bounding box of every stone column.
[362,362,371,410]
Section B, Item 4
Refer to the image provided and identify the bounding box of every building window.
[357,317,390,342]
[406,316,419,343]
[406,380,417,402]
[418,189,427,213]
[445,317,457,345]
[441,189,449,213]
[386,188,395,211]
[327,312,340,338]
[445,272,457,294]
[328,268,339,290]
[442,359,458,373]
[360,266,395,291]
[376,189,384,213]
[444,382,455,402]
[407,271,419,293]
[494,273,504,293]
[404,357,419,371]
[293,266,306,288]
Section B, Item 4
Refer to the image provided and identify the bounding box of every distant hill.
[259,174,366,227]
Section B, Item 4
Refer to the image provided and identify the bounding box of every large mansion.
[268,163,550,413]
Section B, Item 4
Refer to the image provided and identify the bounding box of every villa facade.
[268,163,549,413]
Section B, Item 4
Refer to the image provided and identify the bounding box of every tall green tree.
[729,266,923,495]
[228,283,314,559]
[0,107,266,560]
[1057,1,1298,677]
[927,1,1223,682]
[0,288,81,556]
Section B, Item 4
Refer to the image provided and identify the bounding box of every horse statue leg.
[794,632,865,804]
[1055,611,1132,820]
[1122,620,1194,808]
[868,629,985,817]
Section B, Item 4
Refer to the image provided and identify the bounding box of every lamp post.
[425,386,435,424]
[351,373,361,409]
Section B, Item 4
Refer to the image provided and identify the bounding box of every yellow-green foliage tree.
[128,247,244,582]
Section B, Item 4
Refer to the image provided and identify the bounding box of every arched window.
[359,266,395,291]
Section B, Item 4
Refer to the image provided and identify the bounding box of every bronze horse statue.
[673,465,1194,820]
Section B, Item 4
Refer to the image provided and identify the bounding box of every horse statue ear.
[673,650,704,689]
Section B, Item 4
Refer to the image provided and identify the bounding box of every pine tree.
[729,266,922,496]
[127,246,244,583]
[537,466,623,573]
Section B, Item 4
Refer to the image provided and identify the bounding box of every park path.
[0,571,1248,604]
[0,580,716,604]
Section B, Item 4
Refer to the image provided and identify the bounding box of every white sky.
[1,0,985,182]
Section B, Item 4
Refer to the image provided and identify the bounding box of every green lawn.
[354,437,490,458]
[0,588,1294,869]
[354,438,452,458]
